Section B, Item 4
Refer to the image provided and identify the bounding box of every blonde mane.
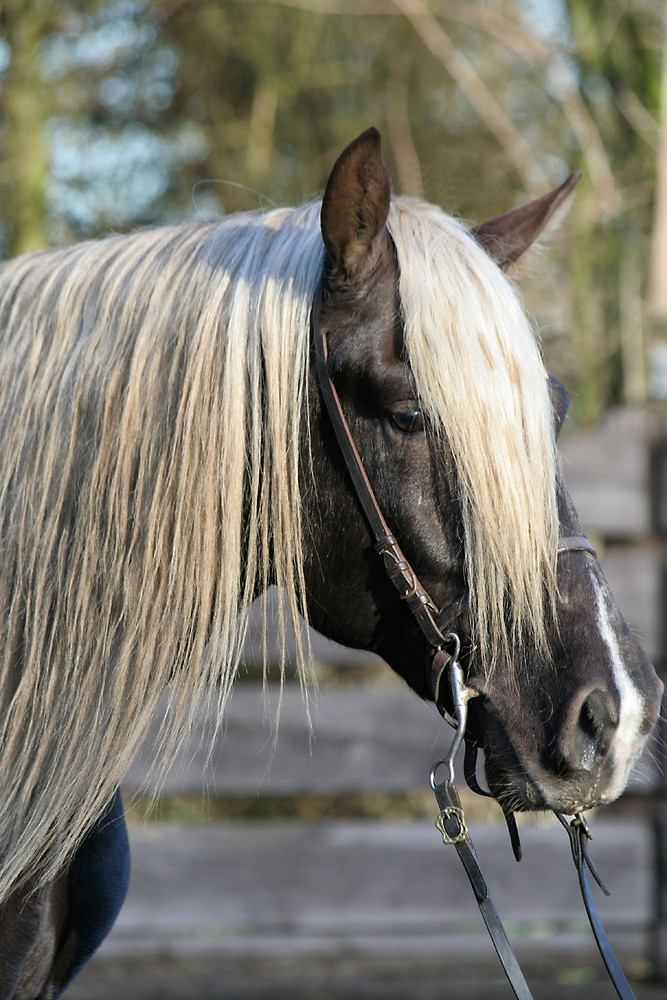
[388,199,559,667]
[0,195,557,901]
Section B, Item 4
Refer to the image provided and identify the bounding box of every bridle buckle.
[435,805,468,845]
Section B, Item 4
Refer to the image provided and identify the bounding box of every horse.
[0,127,661,998]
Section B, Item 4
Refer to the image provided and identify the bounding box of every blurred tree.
[158,0,664,419]
[0,0,54,255]
[650,13,667,327]
[0,0,663,417]
[158,0,565,215]
[35,0,208,242]
[557,0,663,417]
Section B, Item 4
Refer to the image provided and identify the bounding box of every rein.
[312,289,637,1000]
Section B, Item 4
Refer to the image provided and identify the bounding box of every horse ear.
[548,372,569,439]
[321,127,391,279]
[472,172,582,272]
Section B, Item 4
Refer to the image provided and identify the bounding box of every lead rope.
[430,642,535,1000]
[432,648,638,1000]
[555,812,637,1000]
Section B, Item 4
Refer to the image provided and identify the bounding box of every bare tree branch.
[435,2,620,218]
[386,60,424,198]
[390,0,541,191]
[227,0,625,218]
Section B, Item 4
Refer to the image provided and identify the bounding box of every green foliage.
[557,0,663,418]
[0,0,663,417]
[0,0,54,254]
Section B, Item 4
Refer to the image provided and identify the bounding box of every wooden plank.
[123,683,450,796]
[90,817,651,964]
[559,408,651,539]
[123,680,657,799]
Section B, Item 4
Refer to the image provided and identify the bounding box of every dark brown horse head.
[304,127,663,816]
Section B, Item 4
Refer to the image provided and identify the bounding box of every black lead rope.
[555,812,637,1000]
[431,773,534,1000]
[430,650,534,1000]
[431,652,638,1000]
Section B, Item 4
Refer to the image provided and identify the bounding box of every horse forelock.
[387,198,560,671]
[0,205,322,901]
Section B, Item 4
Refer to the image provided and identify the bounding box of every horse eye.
[391,409,424,435]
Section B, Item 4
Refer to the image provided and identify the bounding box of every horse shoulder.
[0,874,68,1000]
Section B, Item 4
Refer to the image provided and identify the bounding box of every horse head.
[305,127,662,817]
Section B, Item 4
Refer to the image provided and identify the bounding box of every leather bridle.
[312,286,594,712]
[312,283,637,1000]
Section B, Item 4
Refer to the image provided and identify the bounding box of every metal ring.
[442,632,461,661]
[429,758,449,791]
[402,570,418,600]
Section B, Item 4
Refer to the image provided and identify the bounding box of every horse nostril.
[561,688,618,773]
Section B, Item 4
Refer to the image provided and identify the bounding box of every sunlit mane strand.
[0,204,322,902]
[388,198,560,670]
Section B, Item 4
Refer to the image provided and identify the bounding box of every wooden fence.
[67,406,667,999]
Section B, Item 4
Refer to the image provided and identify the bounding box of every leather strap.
[432,775,534,999]
[313,291,450,650]
[558,535,597,558]
[434,769,638,1000]
[556,813,637,1000]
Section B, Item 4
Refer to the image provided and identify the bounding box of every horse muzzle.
[470,664,662,816]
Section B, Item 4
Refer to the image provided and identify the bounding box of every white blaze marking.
[592,570,645,799]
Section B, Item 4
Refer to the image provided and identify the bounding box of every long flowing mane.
[388,200,559,665]
[0,196,557,901]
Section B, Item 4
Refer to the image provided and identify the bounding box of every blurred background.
[1,0,667,997]
[2,0,667,417]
